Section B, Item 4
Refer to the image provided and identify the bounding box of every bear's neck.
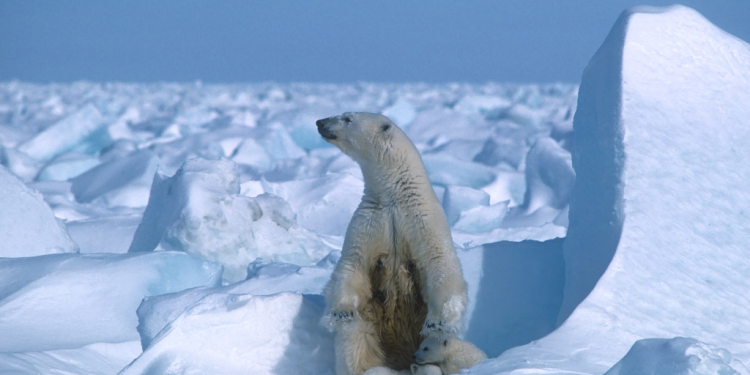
[360,158,435,207]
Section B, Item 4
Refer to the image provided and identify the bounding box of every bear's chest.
[366,251,428,369]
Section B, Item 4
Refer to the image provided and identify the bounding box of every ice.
[71,149,160,208]
[382,98,417,129]
[129,158,333,282]
[407,108,490,143]
[66,214,142,253]
[453,201,509,233]
[473,131,532,170]
[497,103,544,127]
[452,223,566,249]
[0,251,221,353]
[120,293,335,375]
[439,183,513,235]
[604,338,746,375]
[442,185,491,225]
[454,95,512,118]
[0,165,78,257]
[231,137,274,171]
[2,146,44,182]
[0,76,678,374]
[258,122,307,161]
[36,152,100,181]
[17,103,111,162]
[287,107,339,151]
[520,137,575,212]
[424,139,486,163]
[471,6,750,374]
[480,169,525,206]
[423,154,496,188]
[262,173,364,237]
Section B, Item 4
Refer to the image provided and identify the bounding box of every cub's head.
[413,336,448,365]
[410,363,442,375]
[316,112,403,165]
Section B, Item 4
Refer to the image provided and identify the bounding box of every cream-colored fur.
[362,364,441,375]
[317,112,468,375]
[413,336,487,375]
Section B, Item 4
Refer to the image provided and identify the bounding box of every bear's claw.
[423,319,445,331]
[422,319,457,339]
[332,311,356,322]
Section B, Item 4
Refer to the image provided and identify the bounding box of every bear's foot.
[331,310,356,323]
[421,319,447,336]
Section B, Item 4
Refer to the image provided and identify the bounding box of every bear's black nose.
[316,118,337,140]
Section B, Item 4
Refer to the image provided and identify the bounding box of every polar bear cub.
[362,364,441,375]
[413,336,487,375]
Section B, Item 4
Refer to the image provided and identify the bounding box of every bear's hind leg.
[335,318,386,375]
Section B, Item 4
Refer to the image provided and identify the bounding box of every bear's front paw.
[330,310,356,323]
[422,319,447,336]
[321,307,358,331]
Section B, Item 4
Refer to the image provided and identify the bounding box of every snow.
[120,293,335,375]
[0,6,747,372]
[0,251,221,353]
[442,185,491,226]
[468,5,750,375]
[261,173,363,237]
[135,254,339,350]
[0,164,78,257]
[128,157,334,283]
[604,338,747,375]
[0,341,143,375]
[463,239,565,358]
[231,137,273,171]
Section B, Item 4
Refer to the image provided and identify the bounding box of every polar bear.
[413,336,487,375]
[317,112,468,375]
[316,112,467,375]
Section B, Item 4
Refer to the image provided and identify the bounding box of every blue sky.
[1,1,748,83]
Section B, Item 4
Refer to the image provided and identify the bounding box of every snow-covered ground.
[0,4,748,375]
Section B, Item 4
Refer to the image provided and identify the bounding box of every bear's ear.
[380,123,391,132]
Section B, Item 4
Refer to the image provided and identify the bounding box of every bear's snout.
[316,117,338,140]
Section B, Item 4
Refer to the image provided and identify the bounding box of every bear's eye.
[443,340,447,346]
[423,347,429,351]
[381,124,390,132]
[344,117,352,124]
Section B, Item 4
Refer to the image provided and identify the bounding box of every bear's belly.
[364,257,428,370]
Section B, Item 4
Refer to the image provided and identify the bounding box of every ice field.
[1,5,749,375]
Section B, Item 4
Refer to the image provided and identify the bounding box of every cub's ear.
[381,123,391,132]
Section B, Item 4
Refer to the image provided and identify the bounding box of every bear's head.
[413,336,447,365]
[316,112,407,166]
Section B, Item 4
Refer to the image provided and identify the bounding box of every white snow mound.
[473,5,750,375]
[0,251,221,353]
[128,158,333,282]
[605,337,747,375]
[120,292,335,375]
[0,165,78,257]
[135,253,339,349]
